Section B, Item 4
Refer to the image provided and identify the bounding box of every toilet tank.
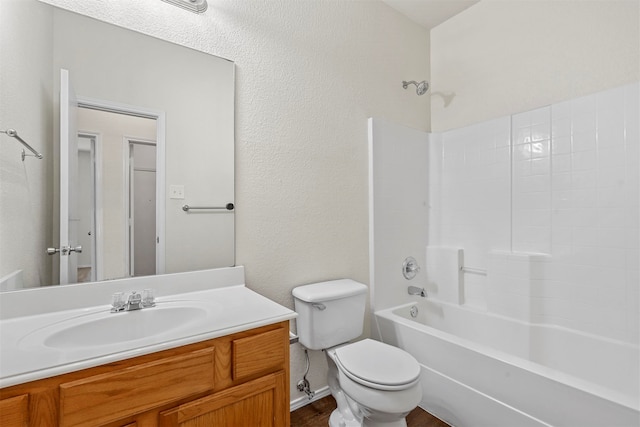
[292,279,368,350]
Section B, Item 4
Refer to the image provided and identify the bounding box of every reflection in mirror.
[76,108,158,283]
[0,0,235,291]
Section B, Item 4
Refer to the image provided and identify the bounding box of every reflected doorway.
[76,106,158,282]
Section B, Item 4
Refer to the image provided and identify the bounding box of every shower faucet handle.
[402,256,420,280]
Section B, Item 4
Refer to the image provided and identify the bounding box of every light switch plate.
[169,185,185,199]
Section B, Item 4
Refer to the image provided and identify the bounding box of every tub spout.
[408,286,426,297]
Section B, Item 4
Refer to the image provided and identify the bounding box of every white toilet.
[293,279,422,427]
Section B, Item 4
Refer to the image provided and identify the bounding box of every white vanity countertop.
[0,268,296,388]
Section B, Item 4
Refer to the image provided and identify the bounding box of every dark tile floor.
[290,395,450,427]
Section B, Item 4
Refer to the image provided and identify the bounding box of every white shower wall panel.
[542,83,639,341]
[511,106,552,255]
[369,118,429,311]
[438,117,512,266]
[429,117,511,309]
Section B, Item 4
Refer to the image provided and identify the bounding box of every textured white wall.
[430,0,640,131]
[42,0,430,401]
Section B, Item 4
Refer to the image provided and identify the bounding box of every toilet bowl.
[292,280,422,427]
[326,339,422,427]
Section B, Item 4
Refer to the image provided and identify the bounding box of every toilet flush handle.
[311,303,326,310]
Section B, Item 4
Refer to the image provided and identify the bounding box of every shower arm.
[402,80,429,95]
[402,81,418,89]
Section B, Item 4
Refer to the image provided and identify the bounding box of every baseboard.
[289,386,331,412]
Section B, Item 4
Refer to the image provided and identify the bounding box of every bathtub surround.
[372,81,639,339]
[370,82,639,426]
[428,83,639,343]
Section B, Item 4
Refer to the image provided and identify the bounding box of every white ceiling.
[380,0,480,29]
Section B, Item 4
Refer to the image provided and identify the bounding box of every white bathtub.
[375,300,640,427]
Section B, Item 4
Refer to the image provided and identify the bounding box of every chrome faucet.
[407,286,427,297]
[111,290,155,313]
[126,291,143,311]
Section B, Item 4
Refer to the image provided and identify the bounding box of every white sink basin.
[46,306,207,348]
[19,302,212,350]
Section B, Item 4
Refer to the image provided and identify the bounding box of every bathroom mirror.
[0,0,235,291]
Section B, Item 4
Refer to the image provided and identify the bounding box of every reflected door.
[77,135,98,282]
[59,68,80,285]
[128,141,157,277]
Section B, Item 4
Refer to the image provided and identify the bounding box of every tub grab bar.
[460,266,487,276]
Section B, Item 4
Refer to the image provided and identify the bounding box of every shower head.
[402,80,429,96]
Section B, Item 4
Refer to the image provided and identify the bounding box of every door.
[158,372,287,427]
[128,141,157,277]
[76,135,97,282]
[59,68,80,284]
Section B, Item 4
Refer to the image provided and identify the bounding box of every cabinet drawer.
[232,328,285,381]
[59,347,215,427]
[0,394,28,427]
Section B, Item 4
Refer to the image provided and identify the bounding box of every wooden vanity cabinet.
[0,321,290,427]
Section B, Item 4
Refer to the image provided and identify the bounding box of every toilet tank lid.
[292,279,367,303]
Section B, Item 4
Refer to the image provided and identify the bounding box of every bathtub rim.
[374,300,640,413]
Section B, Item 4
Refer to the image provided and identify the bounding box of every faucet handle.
[142,289,156,307]
[111,292,126,312]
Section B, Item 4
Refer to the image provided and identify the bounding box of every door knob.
[46,245,82,255]
[46,247,60,255]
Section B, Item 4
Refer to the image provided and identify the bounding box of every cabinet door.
[0,394,28,427]
[159,371,287,427]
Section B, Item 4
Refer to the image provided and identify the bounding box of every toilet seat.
[333,339,420,391]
